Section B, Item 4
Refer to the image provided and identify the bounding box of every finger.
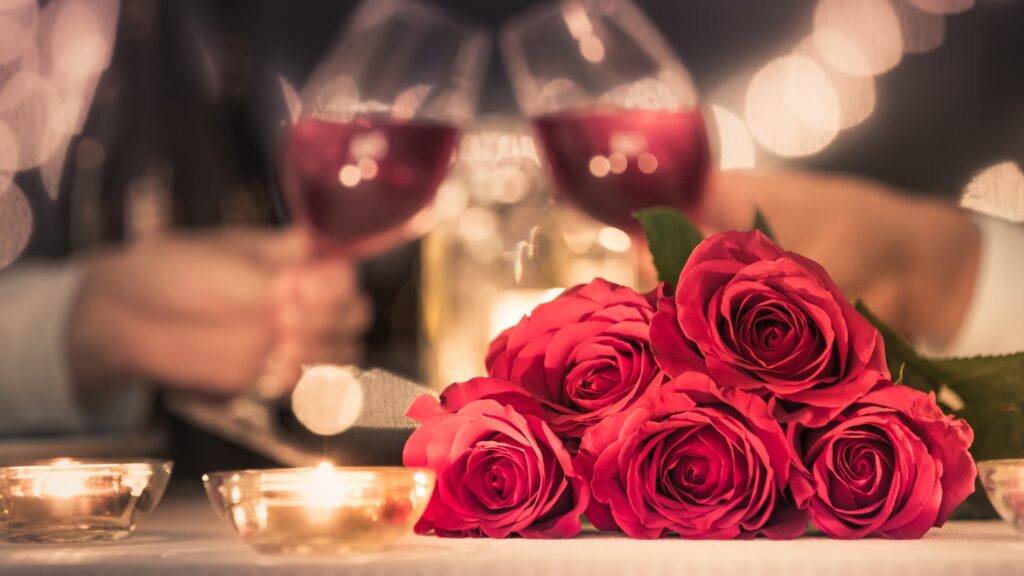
[130,317,275,395]
[298,339,366,367]
[693,170,759,234]
[220,227,311,268]
[296,259,362,308]
[275,262,372,338]
[289,292,374,341]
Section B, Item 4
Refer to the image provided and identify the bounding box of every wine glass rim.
[351,0,488,37]
[202,466,435,484]
[977,458,1024,469]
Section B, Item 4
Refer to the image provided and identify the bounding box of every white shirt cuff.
[0,261,148,436]
[924,215,1024,358]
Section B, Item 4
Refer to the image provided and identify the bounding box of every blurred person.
[1,0,1021,443]
[697,170,1009,356]
[0,0,375,438]
[0,228,370,436]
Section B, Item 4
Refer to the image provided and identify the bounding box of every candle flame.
[305,461,344,509]
[32,461,91,499]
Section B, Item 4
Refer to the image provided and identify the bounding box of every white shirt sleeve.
[925,215,1024,358]
[0,261,148,436]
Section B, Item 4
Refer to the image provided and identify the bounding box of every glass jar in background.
[420,116,638,390]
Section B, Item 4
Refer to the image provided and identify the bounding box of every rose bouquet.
[404,208,979,539]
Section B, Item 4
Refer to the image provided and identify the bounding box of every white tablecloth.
[2,494,1022,576]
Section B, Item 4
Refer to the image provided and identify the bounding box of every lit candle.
[490,288,566,339]
[0,459,173,543]
[203,463,435,555]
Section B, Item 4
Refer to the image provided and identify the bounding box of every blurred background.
[0,0,1021,471]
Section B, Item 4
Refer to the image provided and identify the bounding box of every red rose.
[651,231,888,425]
[403,377,589,538]
[789,384,976,539]
[578,372,807,539]
[487,278,666,444]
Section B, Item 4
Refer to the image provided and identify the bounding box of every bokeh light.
[709,105,756,170]
[50,0,116,77]
[589,154,610,177]
[291,365,364,436]
[393,84,431,120]
[597,226,631,252]
[0,0,38,11]
[0,119,17,191]
[745,55,840,157]
[312,75,360,122]
[907,0,974,15]
[637,151,658,174]
[890,0,946,54]
[126,166,174,241]
[813,0,904,77]
[0,72,69,171]
[794,37,877,130]
[579,34,605,63]
[599,71,696,111]
[961,162,1024,222]
[338,164,361,188]
[0,184,32,269]
[0,0,37,66]
[607,151,627,174]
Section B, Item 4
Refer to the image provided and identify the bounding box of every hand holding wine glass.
[281,0,489,257]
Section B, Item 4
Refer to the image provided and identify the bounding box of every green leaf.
[634,207,704,289]
[855,301,948,394]
[752,208,776,241]
[935,352,1024,407]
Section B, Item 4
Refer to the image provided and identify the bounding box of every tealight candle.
[203,463,435,554]
[0,459,173,543]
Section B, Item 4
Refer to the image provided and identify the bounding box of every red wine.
[281,118,458,256]
[533,109,710,233]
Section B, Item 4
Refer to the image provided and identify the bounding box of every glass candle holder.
[0,459,173,543]
[203,464,435,555]
[978,459,1024,534]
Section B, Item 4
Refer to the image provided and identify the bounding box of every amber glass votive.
[203,464,435,554]
[0,459,173,543]
[979,459,1024,534]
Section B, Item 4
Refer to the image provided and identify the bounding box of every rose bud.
[403,377,589,538]
[578,372,807,539]
[487,278,666,446]
[650,230,889,425]
[789,384,976,539]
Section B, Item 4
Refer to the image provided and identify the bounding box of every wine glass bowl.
[502,0,709,234]
[283,118,459,256]
[533,108,709,234]
[281,0,488,257]
[203,466,436,555]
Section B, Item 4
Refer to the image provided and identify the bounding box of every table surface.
[2,492,1023,576]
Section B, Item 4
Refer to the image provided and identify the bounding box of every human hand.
[68,228,371,399]
[693,169,980,347]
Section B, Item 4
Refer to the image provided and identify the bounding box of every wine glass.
[501,0,709,235]
[281,0,489,257]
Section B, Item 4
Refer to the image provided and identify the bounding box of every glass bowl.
[978,459,1024,533]
[0,459,173,543]
[203,465,435,554]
